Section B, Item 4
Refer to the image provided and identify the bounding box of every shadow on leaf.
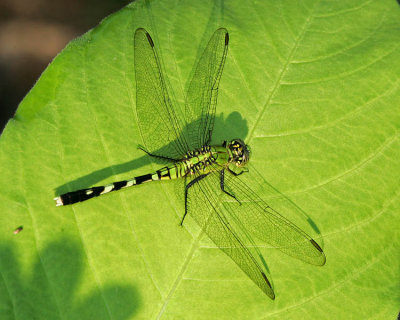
[0,238,140,320]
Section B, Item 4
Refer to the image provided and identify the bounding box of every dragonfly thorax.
[182,146,217,175]
[225,139,250,167]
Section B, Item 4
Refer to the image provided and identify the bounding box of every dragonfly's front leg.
[226,166,248,176]
[220,169,241,205]
[181,173,210,226]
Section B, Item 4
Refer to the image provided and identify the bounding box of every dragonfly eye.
[228,139,250,167]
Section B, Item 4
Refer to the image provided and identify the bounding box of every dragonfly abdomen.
[55,170,171,206]
[54,147,223,206]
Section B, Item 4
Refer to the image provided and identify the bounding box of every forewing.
[221,168,326,266]
[185,28,229,149]
[134,28,189,159]
[186,171,275,299]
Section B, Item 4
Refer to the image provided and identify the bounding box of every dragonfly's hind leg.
[181,174,210,226]
[137,145,177,162]
[220,169,241,205]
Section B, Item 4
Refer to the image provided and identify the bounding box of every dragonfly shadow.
[55,111,248,195]
[0,237,140,319]
[210,111,249,144]
[55,154,151,195]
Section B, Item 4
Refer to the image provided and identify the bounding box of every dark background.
[0,0,131,133]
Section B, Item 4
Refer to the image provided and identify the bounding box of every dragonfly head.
[226,139,250,167]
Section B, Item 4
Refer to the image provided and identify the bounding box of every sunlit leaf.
[1,0,399,319]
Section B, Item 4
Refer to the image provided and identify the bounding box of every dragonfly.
[55,28,326,299]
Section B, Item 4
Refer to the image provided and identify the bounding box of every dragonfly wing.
[186,170,275,299]
[185,28,229,150]
[220,167,326,266]
[134,28,189,159]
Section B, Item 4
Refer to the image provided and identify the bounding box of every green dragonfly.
[55,28,326,299]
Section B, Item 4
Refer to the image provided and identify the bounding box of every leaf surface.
[1,0,399,319]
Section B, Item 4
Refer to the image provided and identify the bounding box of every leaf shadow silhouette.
[0,238,139,320]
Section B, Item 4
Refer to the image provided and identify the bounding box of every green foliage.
[1,0,399,319]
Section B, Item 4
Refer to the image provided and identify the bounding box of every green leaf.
[1,0,399,319]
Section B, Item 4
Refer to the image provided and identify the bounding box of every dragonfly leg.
[226,167,247,176]
[181,173,210,226]
[137,145,177,162]
[220,169,241,205]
